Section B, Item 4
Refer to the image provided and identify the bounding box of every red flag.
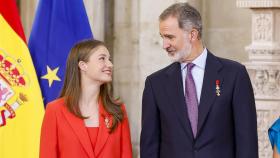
[0,0,26,42]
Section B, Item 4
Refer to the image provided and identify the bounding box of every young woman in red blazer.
[40,39,133,158]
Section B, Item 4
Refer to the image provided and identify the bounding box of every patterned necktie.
[185,63,198,137]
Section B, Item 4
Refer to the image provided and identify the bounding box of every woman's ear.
[78,61,87,71]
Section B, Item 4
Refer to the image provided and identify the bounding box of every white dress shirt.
[181,48,207,104]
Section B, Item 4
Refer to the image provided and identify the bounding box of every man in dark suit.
[140,2,258,158]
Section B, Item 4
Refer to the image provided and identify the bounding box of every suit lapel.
[165,63,194,140]
[62,105,95,158]
[197,52,223,137]
[94,100,110,157]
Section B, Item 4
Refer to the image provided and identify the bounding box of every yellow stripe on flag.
[0,14,44,158]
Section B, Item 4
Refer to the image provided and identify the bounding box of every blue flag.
[28,0,93,105]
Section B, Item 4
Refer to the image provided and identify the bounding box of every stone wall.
[203,0,251,62]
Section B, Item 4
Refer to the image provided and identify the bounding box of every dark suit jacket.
[140,51,258,158]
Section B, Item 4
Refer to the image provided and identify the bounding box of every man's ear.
[190,29,199,41]
[78,61,87,71]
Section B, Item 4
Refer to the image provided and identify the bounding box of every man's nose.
[162,39,170,49]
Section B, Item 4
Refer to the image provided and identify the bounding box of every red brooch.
[216,80,220,96]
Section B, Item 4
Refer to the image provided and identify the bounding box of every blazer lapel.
[94,100,110,157]
[62,105,95,158]
[165,62,194,140]
[197,52,223,137]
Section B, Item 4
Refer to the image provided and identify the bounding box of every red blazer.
[40,98,132,158]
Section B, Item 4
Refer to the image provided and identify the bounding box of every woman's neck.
[79,83,100,108]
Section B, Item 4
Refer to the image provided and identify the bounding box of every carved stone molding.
[246,62,280,99]
[257,110,272,158]
[256,101,280,158]
[246,48,280,61]
[253,12,272,42]
[245,9,280,61]
[237,0,280,8]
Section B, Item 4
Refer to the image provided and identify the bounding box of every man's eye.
[99,57,105,60]
[167,36,174,39]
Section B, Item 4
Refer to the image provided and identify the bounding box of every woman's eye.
[99,57,105,60]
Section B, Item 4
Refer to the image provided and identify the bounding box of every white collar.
[180,48,208,70]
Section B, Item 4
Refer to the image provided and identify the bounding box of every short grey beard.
[169,45,192,63]
[169,50,187,62]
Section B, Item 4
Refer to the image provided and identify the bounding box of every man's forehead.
[160,16,178,25]
[159,19,180,34]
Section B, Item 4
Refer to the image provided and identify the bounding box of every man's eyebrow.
[160,32,173,37]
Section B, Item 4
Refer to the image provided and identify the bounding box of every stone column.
[113,0,141,157]
[83,0,105,40]
[19,0,38,40]
[236,1,280,157]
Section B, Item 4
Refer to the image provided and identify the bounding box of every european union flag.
[28,0,93,105]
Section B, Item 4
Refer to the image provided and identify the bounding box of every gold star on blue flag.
[41,66,61,87]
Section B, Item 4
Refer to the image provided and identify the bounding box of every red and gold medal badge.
[216,80,221,96]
